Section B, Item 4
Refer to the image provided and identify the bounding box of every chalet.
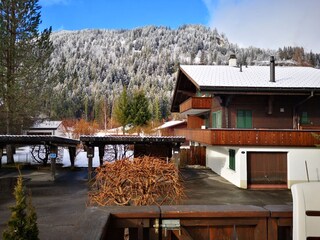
[25,120,65,137]
[156,120,187,136]
[171,56,320,189]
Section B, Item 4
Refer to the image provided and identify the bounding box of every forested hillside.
[47,25,320,126]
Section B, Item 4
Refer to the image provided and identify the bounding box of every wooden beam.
[87,146,94,181]
[50,145,58,181]
[98,145,105,166]
[177,90,194,97]
[68,146,76,170]
[0,147,3,168]
[172,227,194,240]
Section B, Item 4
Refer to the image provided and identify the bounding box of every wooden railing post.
[50,145,58,181]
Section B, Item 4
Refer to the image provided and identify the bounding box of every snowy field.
[1,146,108,168]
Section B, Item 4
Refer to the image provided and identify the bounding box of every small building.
[25,120,65,137]
[171,57,320,189]
[156,120,187,136]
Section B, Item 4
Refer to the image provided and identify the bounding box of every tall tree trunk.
[6,104,15,164]
[6,102,15,163]
[6,145,14,164]
[0,147,3,168]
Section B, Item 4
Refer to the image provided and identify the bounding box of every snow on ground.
[62,148,101,167]
[2,146,102,168]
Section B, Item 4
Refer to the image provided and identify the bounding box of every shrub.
[2,175,39,240]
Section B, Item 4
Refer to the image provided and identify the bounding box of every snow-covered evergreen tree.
[44,25,320,122]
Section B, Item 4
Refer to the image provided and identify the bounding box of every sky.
[39,0,320,53]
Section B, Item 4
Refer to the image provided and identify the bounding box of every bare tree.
[104,144,133,162]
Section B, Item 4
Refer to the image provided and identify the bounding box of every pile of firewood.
[88,156,184,206]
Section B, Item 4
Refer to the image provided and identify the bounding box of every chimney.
[270,56,275,82]
[229,54,237,67]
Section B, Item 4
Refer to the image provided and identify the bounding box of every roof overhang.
[180,109,210,116]
[0,135,79,147]
[80,135,186,146]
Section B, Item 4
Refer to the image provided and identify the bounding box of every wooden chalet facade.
[172,57,320,189]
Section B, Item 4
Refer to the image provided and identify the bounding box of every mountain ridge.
[47,24,320,124]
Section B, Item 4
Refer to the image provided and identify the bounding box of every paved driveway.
[0,167,292,239]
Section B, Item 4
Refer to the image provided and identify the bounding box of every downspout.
[293,91,314,129]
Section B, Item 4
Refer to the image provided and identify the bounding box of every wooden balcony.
[179,97,212,115]
[174,128,320,147]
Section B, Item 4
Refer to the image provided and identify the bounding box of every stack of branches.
[88,156,184,206]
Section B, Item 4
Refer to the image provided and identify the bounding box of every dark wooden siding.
[180,146,206,166]
[175,128,320,147]
[224,95,320,130]
[134,143,172,158]
[298,96,320,127]
[180,97,212,113]
[187,115,204,129]
[160,122,187,136]
[228,95,296,129]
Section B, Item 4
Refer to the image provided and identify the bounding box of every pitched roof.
[180,65,320,90]
[156,120,186,130]
[30,120,62,130]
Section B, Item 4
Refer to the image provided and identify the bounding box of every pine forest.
[40,25,320,126]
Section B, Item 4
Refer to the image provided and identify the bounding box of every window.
[301,112,309,124]
[237,110,252,128]
[212,111,222,128]
[229,149,236,171]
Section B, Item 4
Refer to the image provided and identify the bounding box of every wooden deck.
[174,128,320,147]
[81,205,293,240]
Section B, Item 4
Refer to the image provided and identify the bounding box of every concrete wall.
[206,145,320,189]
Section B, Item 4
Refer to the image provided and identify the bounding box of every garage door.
[247,152,287,186]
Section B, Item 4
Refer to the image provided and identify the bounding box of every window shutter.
[229,149,236,170]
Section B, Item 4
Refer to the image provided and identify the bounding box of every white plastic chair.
[291,182,320,240]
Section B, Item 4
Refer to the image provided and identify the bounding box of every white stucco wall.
[206,145,320,189]
[286,148,320,186]
[206,146,243,188]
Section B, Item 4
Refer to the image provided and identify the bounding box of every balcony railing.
[80,205,292,240]
[175,128,320,147]
[179,97,212,115]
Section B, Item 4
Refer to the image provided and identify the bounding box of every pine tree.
[153,97,162,122]
[0,0,53,163]
[0,0,53,134]
[2,175,39,240]
[130,90,151,134]
[113,87,131,134]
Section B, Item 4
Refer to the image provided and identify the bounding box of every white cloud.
[204,0,320,52]
[40,0,70,7]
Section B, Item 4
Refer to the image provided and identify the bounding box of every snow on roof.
[157,120,186,129]
[180,65,320,89]
[31,120,62,129]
